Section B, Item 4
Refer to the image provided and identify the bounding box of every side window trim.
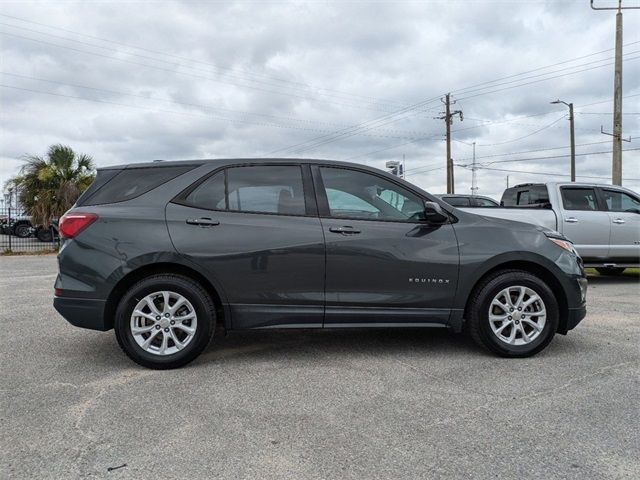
[312,165,429,224]
[172,163,316,217]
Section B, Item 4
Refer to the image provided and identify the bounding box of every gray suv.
[54,159,587,369]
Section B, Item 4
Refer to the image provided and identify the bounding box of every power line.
[476,115,567,146]
[462,163,640,182]
[270,56,640,155]
[0,71,432,138]
[450,50,640,100]
[455,56,640,102]
[0,83,429,141]
[0,16,408,110]
[6,13,637,114]
[473,147,640,166]
[0,30,402,114]
[455,140,614,162]
[447,40,640,97]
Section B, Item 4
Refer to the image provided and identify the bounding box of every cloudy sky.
[1,0,639,201]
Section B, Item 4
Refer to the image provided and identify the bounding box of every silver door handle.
[612,218,626,224]
[564,217,578,223]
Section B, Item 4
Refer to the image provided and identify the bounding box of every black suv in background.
[54,159,587,369]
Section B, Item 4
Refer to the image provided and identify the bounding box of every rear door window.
[561,187,599,211]
[183,171,226,210]
[180,165,307,215]
[226,166,306,215]
[83,166,194,205]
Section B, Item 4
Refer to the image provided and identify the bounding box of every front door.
[599,187,640,261]
[166,164,325,329]
[313,165,459,326]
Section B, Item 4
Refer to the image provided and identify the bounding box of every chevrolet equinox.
[54,159,587,369]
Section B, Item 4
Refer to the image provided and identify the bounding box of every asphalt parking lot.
[1,255,639,479]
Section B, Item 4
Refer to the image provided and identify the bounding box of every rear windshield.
[501,185,549,207]
[80,166,194,206]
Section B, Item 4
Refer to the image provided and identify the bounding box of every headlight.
[548,237,579,256]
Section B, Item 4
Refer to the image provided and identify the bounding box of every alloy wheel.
[130,291,198,355]
[488,286,546,346]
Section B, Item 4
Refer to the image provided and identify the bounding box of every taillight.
[59,213,98,239]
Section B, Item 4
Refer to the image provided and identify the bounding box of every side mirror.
[423,201,449,224]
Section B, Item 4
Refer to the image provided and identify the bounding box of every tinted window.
[442,196,471,207]
[320,167,424,221]
[473,197,499,207]
[227,166,306,215]
[76,169,120,206]
[561,187,598,211]
[501,187,517,206]
[84,166,193,205]
[502,185,549,206]
[184,171,226,210]
[601,189,640,213]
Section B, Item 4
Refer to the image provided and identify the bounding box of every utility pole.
[438,93,463,194]
[551,100,576,181]
[470,142,478,195]
[591,0,639,185]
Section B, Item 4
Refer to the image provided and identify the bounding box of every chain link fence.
[0,207,60,254]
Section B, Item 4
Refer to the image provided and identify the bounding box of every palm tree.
[15,144,96,226]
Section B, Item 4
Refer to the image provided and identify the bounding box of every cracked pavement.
[1,255,639,479]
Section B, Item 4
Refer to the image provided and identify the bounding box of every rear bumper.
[53,296,109,331]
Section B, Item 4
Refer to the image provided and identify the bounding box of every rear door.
[558,186,610,260]
[166,163,325,329]
[598,187,640,261]
[313,165,459,326]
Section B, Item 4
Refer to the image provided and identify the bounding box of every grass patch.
[1,249,58,256]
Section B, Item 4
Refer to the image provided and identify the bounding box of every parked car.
[54,159,586,369]
[457,182,640,275]
[5,213,33,238]
[436,194,499,207]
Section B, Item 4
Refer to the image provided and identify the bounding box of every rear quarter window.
[82,166,194,205]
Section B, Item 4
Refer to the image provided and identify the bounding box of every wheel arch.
[104,262,229,332]
[461,259,570,334]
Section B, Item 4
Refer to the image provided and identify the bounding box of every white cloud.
[1,0,639,200]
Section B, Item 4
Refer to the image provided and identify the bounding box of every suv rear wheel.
[467,270,559,357]
[114,274,215,369]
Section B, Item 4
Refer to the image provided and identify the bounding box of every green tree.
[14,144,95,225]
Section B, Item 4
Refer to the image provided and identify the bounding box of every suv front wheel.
[114,274,216,369]
[467,270,559,357]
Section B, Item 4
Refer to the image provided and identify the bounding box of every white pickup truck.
[460,182,640,274]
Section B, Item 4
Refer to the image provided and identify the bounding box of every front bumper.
[557,302,587,335]
[53,296,109,331]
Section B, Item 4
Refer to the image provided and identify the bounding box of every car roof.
[99,158,373,171]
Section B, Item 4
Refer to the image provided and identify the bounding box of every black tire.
[13,223,31,238]
[114,274,216,369]
[36,228,53,242]
[467,269,559,358]
[595,267,625,276]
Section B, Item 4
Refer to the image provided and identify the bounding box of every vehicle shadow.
[586,272,639,284]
